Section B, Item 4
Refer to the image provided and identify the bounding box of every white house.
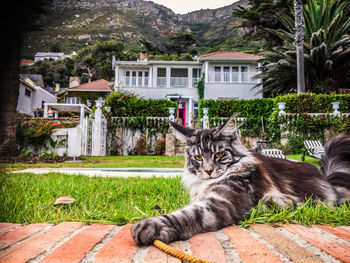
[17,75,57,116]
[113,51,263,126]
[34,52,65,62]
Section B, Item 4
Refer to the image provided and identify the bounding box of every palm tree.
[294,0,306,93]
[255,0,350,96]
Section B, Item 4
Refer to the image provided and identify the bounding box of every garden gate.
[81,100,107,156]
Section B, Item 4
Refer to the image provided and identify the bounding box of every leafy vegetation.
[1,172,348,226]
[256,0,350,95]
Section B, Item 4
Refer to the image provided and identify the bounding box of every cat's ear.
[213,113,240,139]
[168,120,198,143]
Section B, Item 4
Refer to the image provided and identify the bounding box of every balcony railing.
[171,77,188,87]
[157,77,167,87]
[122,77,149,87]
[208,72,257,83]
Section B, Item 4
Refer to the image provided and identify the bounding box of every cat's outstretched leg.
[131,191,252,245]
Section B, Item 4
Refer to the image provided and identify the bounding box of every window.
[232,67,239,82]
[214,66,221,82]
[25,88,31,97]
[241,66,248,82]
[138,71,142,86]
[125,71,130,86]
[224,67,230,82]
[193,102,199,118]
[132,71,136,86]
[144,71,149,86]
[66,97,80,104]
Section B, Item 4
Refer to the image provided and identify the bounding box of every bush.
[105,90,177,117]
[134,137,147,155]
[155,137,166,155]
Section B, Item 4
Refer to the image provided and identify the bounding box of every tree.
[255,0,350,96]
[74,41,127,83]
[294,0,306,93]
[233,0,293,48]
[0,0,50,156]
[165,33,198,56]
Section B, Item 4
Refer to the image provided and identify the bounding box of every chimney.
[140,53,148,62]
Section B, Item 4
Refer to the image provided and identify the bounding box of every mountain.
[21,0,249,58]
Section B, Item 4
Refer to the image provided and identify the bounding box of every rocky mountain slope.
[21,0,248,58]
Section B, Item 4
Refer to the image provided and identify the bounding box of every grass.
[0,156,185,172]
[0,173,189,225]
[1,172,349,226]
[1,154,320,172]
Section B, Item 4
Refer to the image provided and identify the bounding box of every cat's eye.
[215,152,224,159]
[194,155,203,161]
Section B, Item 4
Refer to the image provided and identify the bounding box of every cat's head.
[169,114,250,180]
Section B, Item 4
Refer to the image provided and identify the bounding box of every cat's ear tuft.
[168,120,198,143]
[213,113,240,139]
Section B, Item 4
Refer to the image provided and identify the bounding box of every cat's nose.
[205,169,214,175]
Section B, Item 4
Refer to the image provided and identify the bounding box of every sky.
[146,0,239,14]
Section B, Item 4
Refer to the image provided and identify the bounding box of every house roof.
[34,52,64,57]
[199,51,263,61]
[66,79,112,92]
[20,74,44,86]
[20,59,35,65]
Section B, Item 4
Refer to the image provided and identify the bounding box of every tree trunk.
[294,0,306,93]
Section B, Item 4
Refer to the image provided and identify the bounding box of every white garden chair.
[261,149,286,159]
[302,140,325,161]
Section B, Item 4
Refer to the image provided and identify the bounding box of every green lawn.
[2,154,346,226]
[1,172,348,226]
[1,154,320,172]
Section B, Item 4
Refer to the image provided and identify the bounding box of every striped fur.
[131,116,350,246]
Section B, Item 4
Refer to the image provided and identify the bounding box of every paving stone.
[0,223,51,250]
[223,225,283,263]
[313,225,350,242]
[0,222,84,263]
[0,223,20,234]
[190,232,226,263]
[0,222,348,263]
[250,224,323,263]
[94,223,137,263]
[284,224,350,263]
[38,223,114,263]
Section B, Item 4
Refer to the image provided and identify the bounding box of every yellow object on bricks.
[153,240,213,263]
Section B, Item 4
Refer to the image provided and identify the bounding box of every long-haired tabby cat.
[131,115,350,246]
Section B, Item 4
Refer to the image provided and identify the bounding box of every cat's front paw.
[131,217,177,246]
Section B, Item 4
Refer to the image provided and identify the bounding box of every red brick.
[95,223,138,263]
[167,241,181,263]
[190,232,226,263]
[0,223,20,234]
[146,244,168,263]
[39,223,114,263]
[284,224,350,263]
[0,222,84,263]
[223,226,283,263]
[250,224,323,263]
[0,223,51,250]
[313,225,350,242]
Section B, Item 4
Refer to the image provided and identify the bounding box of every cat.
[131,115,350,246]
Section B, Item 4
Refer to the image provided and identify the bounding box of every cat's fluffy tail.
[321,135,350,191]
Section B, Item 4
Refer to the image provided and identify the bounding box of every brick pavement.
[0,222,349,263]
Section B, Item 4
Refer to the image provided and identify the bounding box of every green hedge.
[105,90,177,117]
[199,94,350,152]
[275,94,350,113]
[199,93,350,119]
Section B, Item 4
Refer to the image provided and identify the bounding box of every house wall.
[205,83,262,99]
[121,86,199,100]
[17,82,34,115]
[32,87,57,110]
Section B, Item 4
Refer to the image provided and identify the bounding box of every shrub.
[155,137,166,155]
[134,137,147,155]
[105,90,177,117]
